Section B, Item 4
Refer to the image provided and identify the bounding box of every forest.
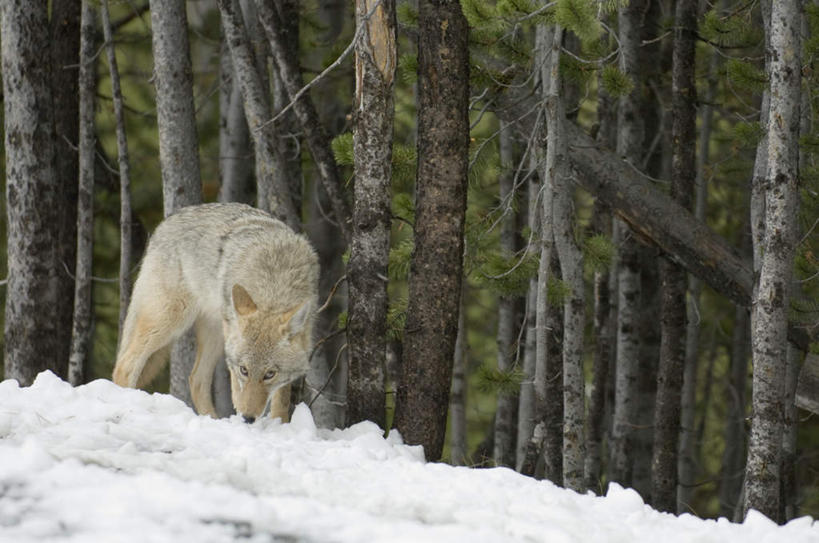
[1,0,818,527]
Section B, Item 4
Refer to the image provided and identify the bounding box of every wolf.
[112,202,319,423]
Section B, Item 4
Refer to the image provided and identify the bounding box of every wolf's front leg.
[189,317,224,417]
[269,385,291,423]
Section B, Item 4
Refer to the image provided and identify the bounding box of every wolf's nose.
[242,415,255,424]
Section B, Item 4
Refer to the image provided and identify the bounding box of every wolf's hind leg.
[112,295,194,389]
[189,317,224,417]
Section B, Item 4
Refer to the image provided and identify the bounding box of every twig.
[317,275,347,314]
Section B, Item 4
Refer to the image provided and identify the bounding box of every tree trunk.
[100,0,134,342]
[450,290,468,466]
[346,0,396,428]
[744,0,801,522]
[517,161,539,471]
[494,122,519,468]
[608,0,645,488]
[217,0,300,228]
[394,0,468,461]
[652,0,696,513]
[218,31,254,205]
[149,0,203,405]
[68,1,98,387]
[545,24,585,492]
[1,0,62,385]
[253,0,352,243]
[679,25,721,512]
[781,344,801,521]
[51,0,82,378]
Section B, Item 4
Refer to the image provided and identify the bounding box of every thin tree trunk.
[781,343,801,521]
[51,0,82,378]
[652,0,696,513]
[494,122,519,467]
[68,1,98,387]
[217,0,300,228]
[608,0,645,488]
[543,256,564,486]
[450,290,468,466]
[394,0,468,461]
[545,24,585,492]
[744,0,801,521]
[679,24,720,512]
[346,0,396,428]
[1,0,61,385]
[218,39,254,205]
[517,169,539,471]
[100,0,134,341]
[149,0,203,404]
[253,0,352,243]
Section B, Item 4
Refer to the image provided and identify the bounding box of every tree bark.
[217,0,300,228]
[744,0,801,521]
[51,0,82,377]
[253,0,352,243]
[149,0,203,404]
[394,0,469,461]
[608,0,645,488]
[652,0,696,513]
[544,24,585,492]
[2,0,62,385]
[346,0,396,428]
[100,0,134,343]
[450,290,468,466]
[68,1,98,387]
[494,122,519,468]
[218,29,255,205]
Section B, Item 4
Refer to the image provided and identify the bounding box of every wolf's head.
[223,284,313,422]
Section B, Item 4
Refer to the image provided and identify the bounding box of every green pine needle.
[386,298,408,341]
[600,64,634,98]
[388,238,414,281]
[391,192,415,225]
[331,132,354,166]
[732,121,764,148]
[554,0,601,44]
[583,234,615,274]
[547,276,571,307]
[477,364,526,396]
[726,59,767,94]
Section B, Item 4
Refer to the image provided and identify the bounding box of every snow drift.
[0,371,816,542]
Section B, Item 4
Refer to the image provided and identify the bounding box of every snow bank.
[0,371,816,542]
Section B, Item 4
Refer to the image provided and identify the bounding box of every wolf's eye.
[239,366,248,377]
[263,370,277,381]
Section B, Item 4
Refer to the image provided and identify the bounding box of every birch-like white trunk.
[744,0,801,521]
[218,41,254,205]
[68,1,98,387]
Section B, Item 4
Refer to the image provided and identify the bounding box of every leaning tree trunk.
[149,0,203,405]
[346,0,396,428]
[254,0,352,243]
[744,0,801,521]
[217,0,300,228]
[394,0,469,461]
[1,0,62,385]
[608,0,645,488]
[494,122,520,468]
[68,0,98,387]
[652,0,696,513]
[100,0,134,342]
[51,0,82,377]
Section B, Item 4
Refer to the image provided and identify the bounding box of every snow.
[0,372,817,542]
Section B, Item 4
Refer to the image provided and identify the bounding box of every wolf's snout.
[242,415,256,424]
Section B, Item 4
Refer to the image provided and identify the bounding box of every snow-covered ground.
[0,372,816,542]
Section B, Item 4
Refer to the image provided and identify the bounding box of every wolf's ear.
[284,300,313,337]
[232,284,257,316]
